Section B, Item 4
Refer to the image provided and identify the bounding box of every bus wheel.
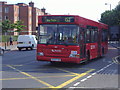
[102,48,104,57]
[85,52,90,64]
[50,61,58,65]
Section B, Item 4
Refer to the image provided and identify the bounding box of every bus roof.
[38,15,108,28]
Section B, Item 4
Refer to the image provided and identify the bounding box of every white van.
[17,35,37,51]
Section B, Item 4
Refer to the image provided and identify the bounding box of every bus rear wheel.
[84,51,90,64]
[101,48,105,57]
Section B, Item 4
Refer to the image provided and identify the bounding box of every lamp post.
[105,3,111,11]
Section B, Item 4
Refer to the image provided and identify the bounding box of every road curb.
[109,44,119,49]
[4,49,11,51]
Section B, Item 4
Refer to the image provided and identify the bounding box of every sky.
[1,0,120,21]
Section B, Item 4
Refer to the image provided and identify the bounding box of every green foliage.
[2,20,26,35]
[99,4,120,26]
[2,20,13,33]
[14,20,26,33]
[2,20,26,44]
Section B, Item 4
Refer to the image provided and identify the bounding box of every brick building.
[1,1,46,35]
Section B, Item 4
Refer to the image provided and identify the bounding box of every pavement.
[108,41,120,49]
[3,45,17,51]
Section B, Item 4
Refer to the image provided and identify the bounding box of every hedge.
[2,35,18,42]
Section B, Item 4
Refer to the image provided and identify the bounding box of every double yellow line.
[6,65,94,88]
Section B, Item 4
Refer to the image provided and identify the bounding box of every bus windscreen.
[38,24,79,45]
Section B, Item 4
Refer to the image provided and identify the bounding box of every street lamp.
[105,3,111,11]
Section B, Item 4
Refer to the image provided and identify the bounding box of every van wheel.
[26,48,28,50]
[30,47,33,50]
[30,44,34,50]
[18,48,21,51]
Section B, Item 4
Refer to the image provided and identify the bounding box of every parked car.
[0,47,4,55]
[17,35,37,51]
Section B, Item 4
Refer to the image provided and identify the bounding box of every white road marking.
[71,62,114,87]
[73,82,80,86]
[86,75,92,79]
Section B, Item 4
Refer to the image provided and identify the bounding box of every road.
[1,45,120,89]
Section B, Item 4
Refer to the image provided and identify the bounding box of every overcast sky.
[1,0,120,21]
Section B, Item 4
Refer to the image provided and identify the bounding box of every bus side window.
[102,29,108,42]
[94,29,98,42]
[91,27,98,43]
[85,28,91,43]
[91,30,94,43]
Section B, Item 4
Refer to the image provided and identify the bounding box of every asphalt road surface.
[1,45,120,89]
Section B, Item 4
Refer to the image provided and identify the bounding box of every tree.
[99,4,120,26]
[2,20,14,49]
[14,20,26,35]
[2,20,26,49]
[114,5,120,25]
[2,20,14,34]
[99,10,112,25]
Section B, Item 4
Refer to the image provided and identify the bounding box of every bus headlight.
[37,52,44,56]
[69,54,80,58]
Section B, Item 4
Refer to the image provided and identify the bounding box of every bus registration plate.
[51,58,61,61]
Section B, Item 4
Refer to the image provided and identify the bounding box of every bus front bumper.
[36,56,81,64]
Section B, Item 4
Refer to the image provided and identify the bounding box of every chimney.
[41,7,46,15]
[29,1,34,7]
[0,1,7,5]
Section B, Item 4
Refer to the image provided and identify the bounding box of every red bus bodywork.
[37,15,108,64]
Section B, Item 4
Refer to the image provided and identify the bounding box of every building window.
[0,16,2,21]
[5,16,8,20]
[5,7,9,13]
[29,10,32,15]
[17,16,19,21]
[15,7,19,14]
[17,9,19,14]
[0,7,2,12]
[29,24,32,31]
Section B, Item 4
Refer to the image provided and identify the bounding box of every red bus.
[36,15,108,64]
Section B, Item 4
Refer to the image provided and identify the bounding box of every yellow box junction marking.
[55,69,95,88]
[7,65,54,88]
[5,65,95,88]
[1,74,76,80]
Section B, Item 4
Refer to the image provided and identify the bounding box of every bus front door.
[79,28,86,59]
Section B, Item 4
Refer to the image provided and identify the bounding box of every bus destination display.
[42,16,75,23]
